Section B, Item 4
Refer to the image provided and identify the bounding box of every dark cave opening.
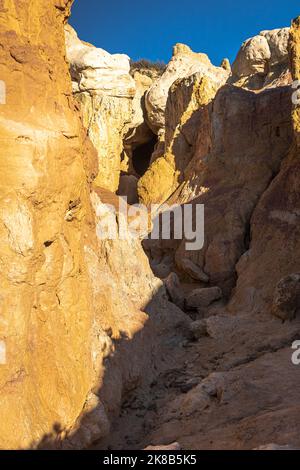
[132,135,157,177]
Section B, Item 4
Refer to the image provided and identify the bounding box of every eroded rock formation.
[138,46,229,205]
[138,28,292,208]
[228,19,300,313]
[1,0,300,452]
[231,27,291,89]
[145,44,229,133]
[64,24,136,192]
[0,0,98,448]
[175,83,293,294]
[0,0,188,449]
[100,21,300,450]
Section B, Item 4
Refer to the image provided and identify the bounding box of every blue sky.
[70,1,299,66]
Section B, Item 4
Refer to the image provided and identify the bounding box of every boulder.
[271,274,300,321]
[260,28,290,66]
[255,444,297,450]
[164,272,185,309]
[144,442,181,450]
[152,261,173,279]
[188,320,208,340]
[179,258,209,283]
[232,34,271,77]
[186,287,222,309]
[117,174,139,205]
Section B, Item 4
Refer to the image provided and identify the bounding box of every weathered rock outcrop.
[137,28,295,291]
[65,27,158,195]
[139,72,227,206]
[145,44,229,133]
[138,28,292,208]
[0,0,188,449]
[2,0,300,453]
[231,27,291,89]
[169,84,293,292]
[0,0,97,448]
[93,17,300,452]
[228,18,300,313]
[271,273,300,320]
[137,46,229,206]
[65,24,136,192]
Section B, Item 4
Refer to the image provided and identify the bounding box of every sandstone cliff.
[0,0,188,449]
[0,0,97,448]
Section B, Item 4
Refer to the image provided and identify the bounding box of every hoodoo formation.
[0,0,300,452]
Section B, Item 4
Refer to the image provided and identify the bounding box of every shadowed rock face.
[228,19,300,314]
[170,84,293,295]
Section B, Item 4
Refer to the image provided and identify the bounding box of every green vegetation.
[130,59,166,77]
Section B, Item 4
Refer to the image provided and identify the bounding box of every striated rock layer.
[0,0,97,448]
[64,24,136,192]
[0,0,188,449]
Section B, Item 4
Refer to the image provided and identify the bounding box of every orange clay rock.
[0,0,188,449]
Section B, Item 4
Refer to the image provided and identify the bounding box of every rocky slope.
[98,21,300,450]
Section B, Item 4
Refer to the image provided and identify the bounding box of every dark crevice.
[132,135,157,177]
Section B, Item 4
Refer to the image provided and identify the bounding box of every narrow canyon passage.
[97,299,300,450]
[2,0,300,452]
